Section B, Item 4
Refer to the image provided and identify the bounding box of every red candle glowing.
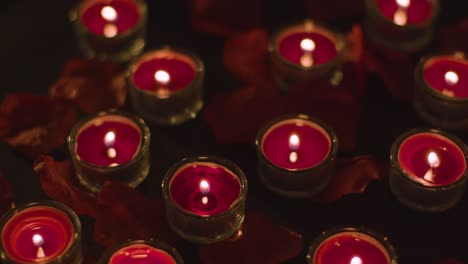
[312,231,391,264]
[1,206,74,263]
[76,115,142,167]
[261,118,331,170]
[108,244,177,264]
[398,132,466,186]
[423,56,468,98]
[169,162,242,216]
[80,0,141,38]
[376,0,433,25]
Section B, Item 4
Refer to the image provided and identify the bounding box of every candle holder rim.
[162,155,248,220]
[67,109,151,170]
[268,19,346,72]
[390,127,468,190]
[126,46,205,97]
[415,52,468,103]
[365,0,440,29]
[255,113,339,173]
[70,0,148,40]
[0,200,82,264]
[97,238,184,264]
[306,226,399,264]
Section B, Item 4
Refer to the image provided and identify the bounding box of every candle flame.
[154,70,171,85]
[201,196,209,205]
[107,147,117,159]
[104,131,116,147]
[427,151,440,168]
[350,256,363,264]
[103,24,118,38]
[32,234,44,247]
[396,0,410,8]
[300,53,314,67]
[199,180,210,194]
[289,134,300,151]
[101,6,118,21]
[289,151,298,163]
[300,38,316,52]
[445,71,459,86]
[393,8,408,26]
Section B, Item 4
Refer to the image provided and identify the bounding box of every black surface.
[0,0,467,263]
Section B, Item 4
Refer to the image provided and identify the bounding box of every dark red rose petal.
[33,155,98,217]
[312,156,387,203]
[94,180,177,248]
[49,58,127,114]
[439,19,468,54]
[190,0,261,36]
[0,93,77,158]
[0,172,14,217]
[304,0,365,24]
[199,211,302,264]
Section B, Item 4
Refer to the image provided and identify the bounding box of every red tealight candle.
[307,228,398,264]
[128,47,205,125]
[108,244,177,264]
[256,114,338,197]
[423,56,468,98]
[0,202,82,264]
[390,129,468,212]
[376,0,432,25]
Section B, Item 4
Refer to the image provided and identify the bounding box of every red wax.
[80,0,140,36]
[132,51,197,92]
[262,119,331,170]
[313,232,390,264]
[423,56,468,98]
[1,206,74,263]
[376,0,432,24]
[170,162,241,216]
[109,244,176,264]
[76,115,141,166]
[398,132,466,186]
[278,32,338,65]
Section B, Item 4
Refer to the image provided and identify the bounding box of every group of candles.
[1,0,467,263]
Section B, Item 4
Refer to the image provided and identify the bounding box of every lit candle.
[364,0,439,51]
[67,110,150,192]
[0,201,82,264]
[390,129,468,212]
[162,156,247,243]
[256,114,338,197]
[128,47,205,125]
[270,20,345,91]
[414,52,468,129]
[98,239,183,264]
[307,227,398,264]
[70,0,147,61]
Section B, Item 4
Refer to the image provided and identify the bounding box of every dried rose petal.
[0,172,14,216]
[33,156,98,217]
[190,0,261,36]
[304,0,365,24]
[439,19,468,54]
[94,180,177,248]
[50,58,126,114]
[199,211,302,264]
[312,156,387,203]
[0,93,77,158]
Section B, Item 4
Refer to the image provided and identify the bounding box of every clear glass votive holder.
[67,109,151,193]
[70,0,147,62]
[389,128,468,212]
[256,114,338,198]
[162,156,248,244]
[0,201,82,264]
[127,46,205,125]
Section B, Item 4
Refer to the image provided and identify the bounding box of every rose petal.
[0,93,77,158]
[312,156,386,203]
[304,0,365,24]
[50,58,126,114]
[0,172,14,217]
[439,19,468,54]
[434,259,466,264]
[33,156,98,217]
[199,211,302,264]
[94,180,177,248]
[190,0,261,36]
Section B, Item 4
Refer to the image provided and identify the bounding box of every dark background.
[0,0,467,263]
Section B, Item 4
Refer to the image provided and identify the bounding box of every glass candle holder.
[414,52,468,130]
[70,0,147,62]
[128,46,205,125]
[389,128,468,212]
[364,0,439,52]
[97,239,184,264]
[269,19,346,92]
[0,201,82,264]
[162,156,248,243]
[307,227,398,264]
[67,109,151,193]
[256,114,338,198]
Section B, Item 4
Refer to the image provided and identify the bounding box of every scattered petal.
[0,172,14,217]
[304,0,365,24]
[199,211,302,264]
[439,19,468,54]
[434,259,465,264]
